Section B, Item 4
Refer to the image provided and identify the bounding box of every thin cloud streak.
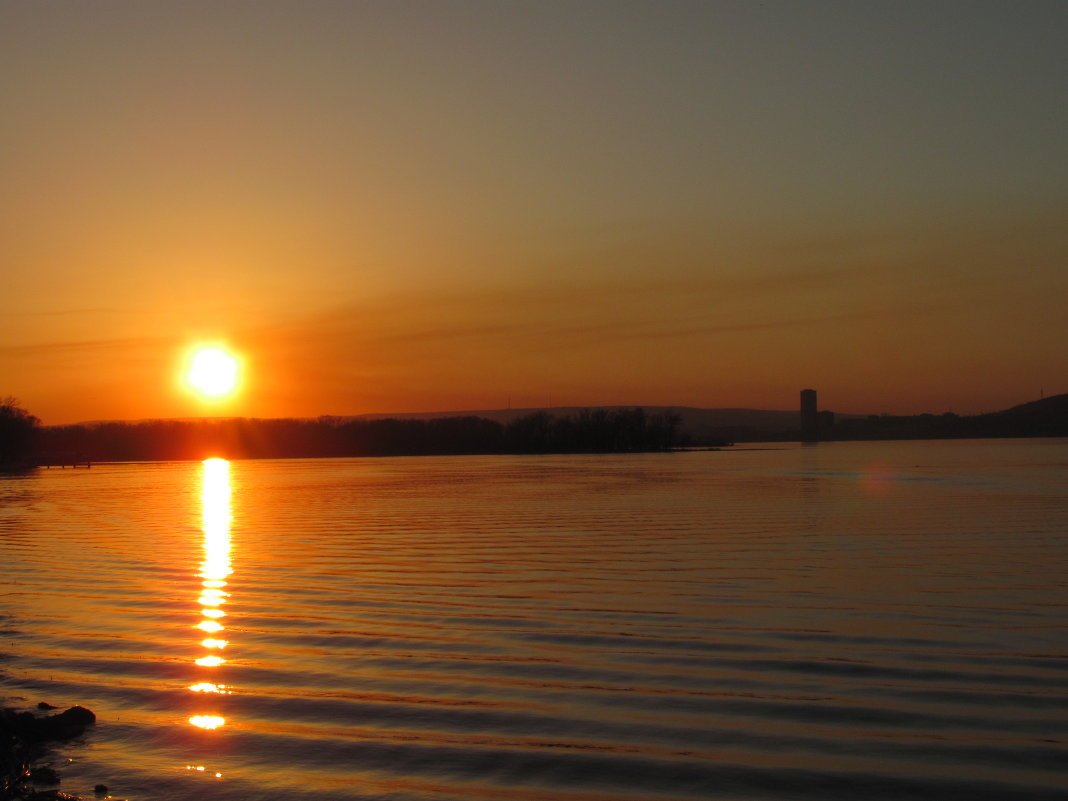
[6,308,119,318]
[0,334,176,358]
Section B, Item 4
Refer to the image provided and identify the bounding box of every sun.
[185,347,240,399]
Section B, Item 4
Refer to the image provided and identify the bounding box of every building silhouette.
[800,389,818,442]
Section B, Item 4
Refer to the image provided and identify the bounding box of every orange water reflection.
[188,715,226,730]
[186,765,224,779]
[188,458,233,727]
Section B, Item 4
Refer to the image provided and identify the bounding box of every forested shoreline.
[32,408,683,463]
[8,393,1066,466]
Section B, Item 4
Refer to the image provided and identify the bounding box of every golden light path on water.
[189,458,233,747]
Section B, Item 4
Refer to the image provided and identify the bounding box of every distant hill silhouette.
[343,396,1066,443]
[56,394,1065,458]
[828,393,1068,441]
[994,393,1068,419]
[981,393,1068,436]
[343,405,844,445]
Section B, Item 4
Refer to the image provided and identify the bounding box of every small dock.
[37,451,92,469]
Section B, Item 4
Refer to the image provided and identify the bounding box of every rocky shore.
[1,704,104,801]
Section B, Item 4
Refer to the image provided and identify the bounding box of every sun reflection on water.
[188,715,226,730]
[189,458,233,732]
[188,683,229,694]
[185,765,224,779]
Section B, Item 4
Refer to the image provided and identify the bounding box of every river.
[2,439,1066,800]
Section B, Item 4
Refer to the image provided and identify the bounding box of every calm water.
[2,440,1066,801]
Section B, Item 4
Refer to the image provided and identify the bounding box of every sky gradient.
[3,1,1066,424]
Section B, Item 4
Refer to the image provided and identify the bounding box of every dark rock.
[2,705,97,743]
[11,710,37,732]
[29,765,60,784]
[36,707,96,741]
[57,707,95,728]
[94,784,108,795]
[3,705,100,801]
[36,702,58,711]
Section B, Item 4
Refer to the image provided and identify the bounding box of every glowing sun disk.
[186,348,239,398]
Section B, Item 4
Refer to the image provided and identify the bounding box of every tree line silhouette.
[8,394,1064,466]
[0,397,40,466]
[30,408,682,462]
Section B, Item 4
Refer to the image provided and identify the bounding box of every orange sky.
[2,2,1066,425]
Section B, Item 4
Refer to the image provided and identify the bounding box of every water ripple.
[2,444,1067,801]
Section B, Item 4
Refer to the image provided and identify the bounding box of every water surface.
[2,440,1066,800]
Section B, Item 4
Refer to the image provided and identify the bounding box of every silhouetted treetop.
[0,397,40,466]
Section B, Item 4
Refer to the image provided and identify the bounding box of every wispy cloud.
[0,334,176,358]
[6,307,120,318]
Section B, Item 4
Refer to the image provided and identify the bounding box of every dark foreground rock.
[1,704,99,801]
[26,768,58,786]
[4,708,95,744]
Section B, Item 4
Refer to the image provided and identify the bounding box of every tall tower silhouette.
[800,389,818,442]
